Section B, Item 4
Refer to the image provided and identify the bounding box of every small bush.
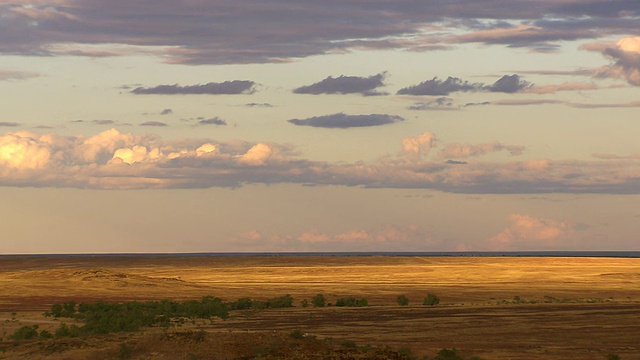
[397,295,409,306]
[340,340,357,348]
[301,299,309,308]
[10,325,39,340]
[312,294,326,307]
[434,348,463,360]
[335,296,368,307]
[290,330,305,339]
[423,293,440,306]
[54,323,82,338]
[118,343,133,359]
[606,354,622,360]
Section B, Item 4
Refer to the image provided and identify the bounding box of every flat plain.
[0,256,639,359]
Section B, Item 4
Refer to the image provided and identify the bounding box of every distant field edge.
[1,251,639,258]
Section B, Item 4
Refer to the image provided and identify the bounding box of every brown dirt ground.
[0,256,639,359]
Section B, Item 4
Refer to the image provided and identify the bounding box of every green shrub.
[434,348,463,360]
[397,294,409,306]
[55,323,82,338]
[340,340,357,348]
[290,330,305,339]
[10,325,39,340]
[335,296,368,307]
[423,293,440,306]
[312,294,326,307]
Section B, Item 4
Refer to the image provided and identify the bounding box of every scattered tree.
[312,294,326,308]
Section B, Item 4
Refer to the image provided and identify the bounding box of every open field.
[0,256,639,359]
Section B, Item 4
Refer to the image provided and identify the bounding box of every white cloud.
[1,128,640,194]
[401,132,436,160]
[486,214,573,250]
[232,225,441,251]
[237,143,276,166]
[0,131,51,170]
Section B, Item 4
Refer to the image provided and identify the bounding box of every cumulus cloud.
[398,75,530,95]
[583,37,640,85]
[0,131,51,170]
[486,214,573,250]
[2,129,640,193]
[401,132,436,161]
[288,113,403,128]
[293,73,387,96]
[237,143,278,166]
[438,141,525,159]
[160,109,173,115]
[131,81,256,95]
[197,117,227,126]
[233,225,441,251]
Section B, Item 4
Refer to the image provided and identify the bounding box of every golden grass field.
[0,256,639,359]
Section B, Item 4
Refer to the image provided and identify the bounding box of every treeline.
[13,292,440,339]
[39,294,295,337]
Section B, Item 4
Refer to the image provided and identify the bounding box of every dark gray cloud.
[91,119,115,125]
[0,122,20,127]
[288,113,403,128]
[2,1,638,64]
[492,99,564,106]
[160,109,173,115]
[293,73,387,96]
[398,75,530,95]
[486,74,532,93]
[408,97,457,110]
[584,38,640,86]
[397,77,480,96]
[445,160,468,165]
[198,117,227,126]
[132,81,256,95]
[242,103,274,108]
[140,121,168,127]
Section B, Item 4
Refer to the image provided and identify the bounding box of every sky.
[1,0,639,253]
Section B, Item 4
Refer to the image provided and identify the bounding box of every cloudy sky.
[1,0,639,253]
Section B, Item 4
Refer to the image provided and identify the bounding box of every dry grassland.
[0,256,639,359]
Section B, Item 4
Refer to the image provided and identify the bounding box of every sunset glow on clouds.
[1,0,639,253]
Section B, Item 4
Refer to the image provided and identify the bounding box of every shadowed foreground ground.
[0,256,638,359]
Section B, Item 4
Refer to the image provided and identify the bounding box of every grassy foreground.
[0,256,639,359]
